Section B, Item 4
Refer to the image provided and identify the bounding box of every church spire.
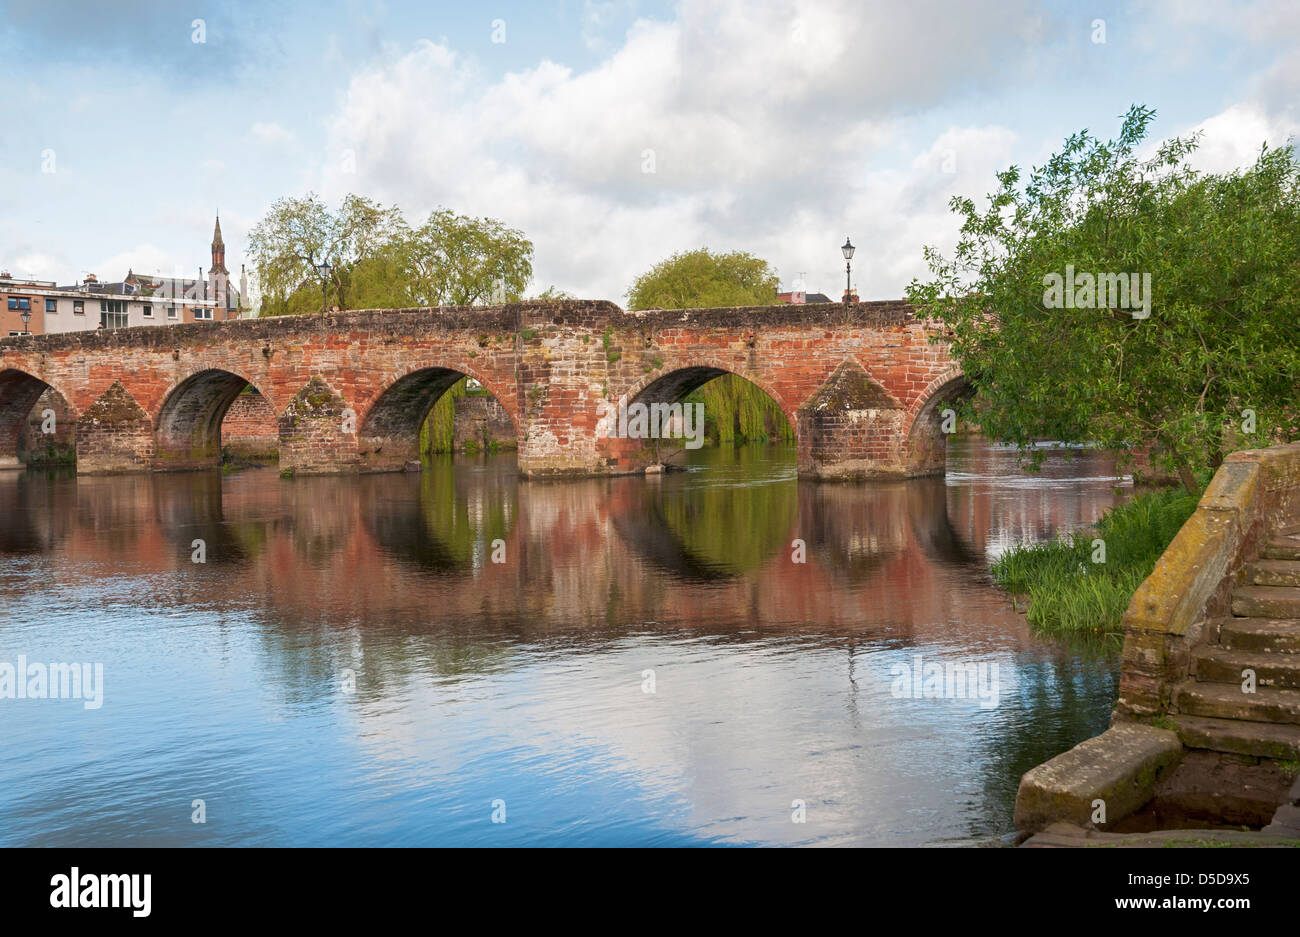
[209,212,228,276]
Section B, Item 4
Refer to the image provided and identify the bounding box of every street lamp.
[317,260,333,315]
[841,237,855,302]
[19,308,31,335]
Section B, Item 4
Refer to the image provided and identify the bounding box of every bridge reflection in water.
[0,435,1123,846]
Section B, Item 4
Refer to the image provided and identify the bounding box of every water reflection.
[0,435,1127,846]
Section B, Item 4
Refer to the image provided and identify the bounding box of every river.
[0,435,1125,846]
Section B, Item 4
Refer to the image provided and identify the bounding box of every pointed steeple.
[209,212,228,276]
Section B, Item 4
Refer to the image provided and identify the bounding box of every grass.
[990,485,1201,635]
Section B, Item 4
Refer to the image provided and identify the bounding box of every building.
[777,290,834,304]
[0,214,244,336]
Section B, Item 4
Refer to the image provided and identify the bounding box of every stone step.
[1231,586,1300,619]
[1247,559,1300,587]
[1194,647,1300,689]
[1173,715,1300,760]
[1261,534,1300,560]
[1176,681,1300,726]
[1218,617,1300,654]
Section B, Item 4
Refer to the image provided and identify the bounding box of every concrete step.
[1218,617,1300,654]
[1194,647,1300,689]
[1173,715,1300,760]
[1231,585,1300,619]
[1176,681,1300,725]
[1247,559,1300,587]
[1261,534,1300,560]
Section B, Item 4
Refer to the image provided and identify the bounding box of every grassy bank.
[990,486,1201,635]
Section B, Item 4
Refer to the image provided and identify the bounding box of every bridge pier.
[278,376,360,475]
[75,381,155,474]
[794,359,942,480]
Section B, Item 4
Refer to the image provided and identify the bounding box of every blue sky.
[0,0,1296,304]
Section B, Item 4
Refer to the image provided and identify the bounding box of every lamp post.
[19,308,31,335]
[841,237,855,303]
[317,260,333,315]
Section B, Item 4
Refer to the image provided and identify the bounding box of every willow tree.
[248,196,535,314]
[907,105,1300,491]
[627,248,779,310]
[247,192,406,315]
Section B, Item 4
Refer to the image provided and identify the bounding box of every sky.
[0,0,1296,305]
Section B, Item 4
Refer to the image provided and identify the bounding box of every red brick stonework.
[0,300,965,479]
[222,388,279,460]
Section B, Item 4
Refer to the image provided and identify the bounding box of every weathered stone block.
[1013,723,1183,834]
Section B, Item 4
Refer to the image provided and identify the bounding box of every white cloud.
[1180,103,1298,174]
[7,251,63,281]
[316,0,1054,302]
[251,121,296,146]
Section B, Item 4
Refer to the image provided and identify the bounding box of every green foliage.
[248,192,406,316]
[684,374,793,445]
[420,377,469,454]
[990,486,1200,634]
[248,195,534,315]
[402,208,533,306]
[529,286,574,300]
[626,247,780,310]
[907,105,1300,493]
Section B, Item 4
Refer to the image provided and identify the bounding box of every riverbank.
[990,485,1201,635]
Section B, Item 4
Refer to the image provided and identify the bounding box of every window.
[167,305,177,319]
[73,300,84,314]
[7,296,30,311]
[8,330,28,336]
[142,302,153,318]
[194,307,213,320]
[99,300,128,330]
[45,298,56,313]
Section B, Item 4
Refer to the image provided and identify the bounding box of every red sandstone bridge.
[0,299,966,479]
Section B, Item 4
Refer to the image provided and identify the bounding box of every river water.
[0,436,1126,846]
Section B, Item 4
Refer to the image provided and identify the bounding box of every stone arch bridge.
[0,299,966,479]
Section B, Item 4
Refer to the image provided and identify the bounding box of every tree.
[626,248,779,310]
[907,105,1300,492]
[247,192,406,316]
[404,209,533,306]
[247,196,535,314]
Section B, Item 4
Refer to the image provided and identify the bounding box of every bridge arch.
[358,363,520,473]
[0,368,77,469]
[905,368,972,476]
[617,361,796,451]
[154,367,276,471]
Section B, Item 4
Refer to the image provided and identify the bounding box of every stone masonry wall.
[222,389,279,461]
[453,393,517,450]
